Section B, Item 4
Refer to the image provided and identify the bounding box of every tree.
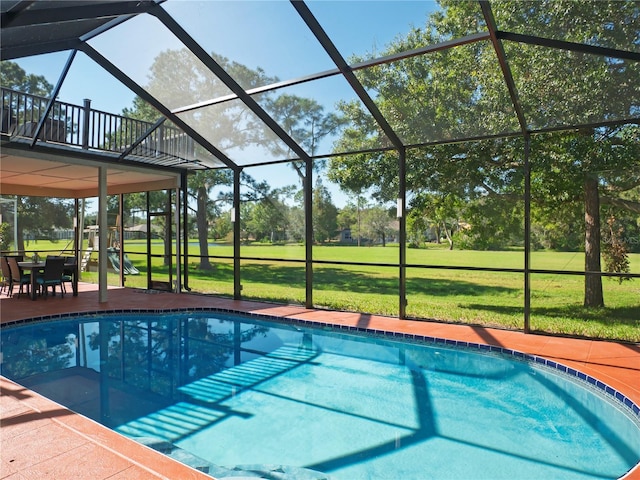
[410,192,464,250]
[602,214,631,283]
[211,211,233,241]
[312,180,338,243]
[265,93,345,181]
[528,128,640,306]
[484,1,640,307]
[14,196,74,250]
[0,61,53,96]
[334,193,369,246]
[131,54,346,253]
[264,94,346,247]
[337,203,358,244]
[0,222,11,252]
[121,49,282,269]
[243,195,289,242]
[191,169,233,270]
[360,205,396,247]
[328,0,639,308]
[287,205,305,243]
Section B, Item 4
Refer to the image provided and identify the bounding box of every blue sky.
[14,1,438,208]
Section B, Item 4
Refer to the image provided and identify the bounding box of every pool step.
[212,464,334,479]
[135,437,213,473]
[132,442,335,478]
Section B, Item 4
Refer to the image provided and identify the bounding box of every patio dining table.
[17,259,78,301]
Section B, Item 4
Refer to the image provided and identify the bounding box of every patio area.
[1,284,639,479]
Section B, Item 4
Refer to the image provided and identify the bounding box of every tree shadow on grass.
[460,303,640,342]
[462,302,640,323]
[189,262,517,298]
[187,262,637,342]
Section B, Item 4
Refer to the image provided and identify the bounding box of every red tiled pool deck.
[1,284,639,479]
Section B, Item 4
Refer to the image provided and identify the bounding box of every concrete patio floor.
[1,283,639,479]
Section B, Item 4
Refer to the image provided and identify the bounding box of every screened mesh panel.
[306,1,481,60]
[178,100,294,167]
[492,0,640,54]
[162,0,336,88]
[505,43,640,130]
[252,75,373,159]
[355,41,521,145]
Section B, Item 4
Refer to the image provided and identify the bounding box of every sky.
[13,1,438,209]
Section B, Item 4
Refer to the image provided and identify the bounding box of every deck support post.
[98,166,108,303]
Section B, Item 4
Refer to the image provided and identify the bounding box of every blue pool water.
[1,311,639,479]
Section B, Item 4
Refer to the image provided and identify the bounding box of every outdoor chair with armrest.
[60,256,77,295]
[36,256,66,298]
[1,256,12,296]
[7,256,31,298]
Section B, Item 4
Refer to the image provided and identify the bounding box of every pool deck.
[1,283,639,480]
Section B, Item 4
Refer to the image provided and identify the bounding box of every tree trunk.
[584,175,604,307]
[442,222,454,250]
[196,186,213,271]
[357,207,361,247]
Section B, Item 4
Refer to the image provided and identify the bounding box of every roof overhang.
[0,140,181,198]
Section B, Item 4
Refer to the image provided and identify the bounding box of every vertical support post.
[175,182,181,293]
[233,168,242,299]
[73,198,80,295]
[305,157,313,309]
[12,197,18,252]
[73,198,79,260]
[398,147,407,319]
[98,166,108,303]
[158,124,165,157]
[73,198,80,253]
[82,99,91,150]
[166,189,173,289]
[118,193,124,287]
[523,134,531,333]
[182,172,189,291]
[146,193,151,289]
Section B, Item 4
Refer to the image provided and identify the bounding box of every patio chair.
[7,256,31,298]
[60,256,77,295]
[0,256,11,296]
[36,256,66,298]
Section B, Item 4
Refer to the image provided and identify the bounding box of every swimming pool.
[1,311,639,479]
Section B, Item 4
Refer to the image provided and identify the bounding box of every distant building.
[338,228,354,243]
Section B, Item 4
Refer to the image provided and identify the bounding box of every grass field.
[24,239,640,342]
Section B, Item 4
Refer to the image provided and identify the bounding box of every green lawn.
[25,240,640,342]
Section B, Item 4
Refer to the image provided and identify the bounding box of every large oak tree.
[328,0,639,308]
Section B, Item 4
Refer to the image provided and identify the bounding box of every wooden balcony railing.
[1,88,197,166]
